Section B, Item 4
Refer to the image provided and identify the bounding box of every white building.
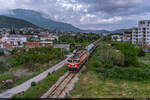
[111,34,123,41]
[132,20,150,46]
[53,44,70,51]
[40,34,59,41]
[0,35,27,48]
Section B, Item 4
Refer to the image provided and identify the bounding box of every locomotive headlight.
[75,64,78,67]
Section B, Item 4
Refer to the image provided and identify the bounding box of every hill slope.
[1,9,129,33]
[0,15,39,28]
[6,9,81,32]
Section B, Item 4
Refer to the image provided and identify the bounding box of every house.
[123,30,132,42]
[53,44,70,51]
[0,35,27,48]
[111,33,123,41]
[40,34,59,41]
[50,35,59,41]
[25,42,39,48]
[39,41,53,47]
[0,41,14,55]
[40,37,48,41]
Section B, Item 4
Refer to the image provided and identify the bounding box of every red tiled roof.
[4,43,14,47]
[141,45,150,49]
[124,29,132,33]
[1,42,15,48]
[26,42,39,47]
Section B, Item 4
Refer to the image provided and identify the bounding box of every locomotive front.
[67,50,88,72]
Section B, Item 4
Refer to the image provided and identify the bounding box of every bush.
[89,42,150,81]
[14,47,63,65]
[0,51,4,56]
[31,82,36,87]
[0,60,10,73]
[138,48,145,57]
[48,72,51,76]
[96,44,124,67]
[113,42,139,66]
[104,64,150,81]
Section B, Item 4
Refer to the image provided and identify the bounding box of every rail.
[41,39,101,98]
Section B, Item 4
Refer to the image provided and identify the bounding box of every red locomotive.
[67,39,100,72]
[67,50,89,72]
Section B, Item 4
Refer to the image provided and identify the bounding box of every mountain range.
[0,15,39,29]
[0,9,128,33]
[4,9,81,32]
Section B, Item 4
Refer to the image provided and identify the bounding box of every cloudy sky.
[0,0,150,30]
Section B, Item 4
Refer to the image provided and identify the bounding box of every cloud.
[0,0,150,30]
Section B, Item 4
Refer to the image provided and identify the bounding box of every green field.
[70,70,150,98]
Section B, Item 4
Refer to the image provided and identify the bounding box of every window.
[140,21,145,24]
[74,60,80,63]
[68,60,72,63]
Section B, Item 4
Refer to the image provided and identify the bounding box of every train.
[67,39,100,72]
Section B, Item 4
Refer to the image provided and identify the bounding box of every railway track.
[41,71,77,98]
[41,66,86,98]
[41,39,101,98]
[49,72,75,98]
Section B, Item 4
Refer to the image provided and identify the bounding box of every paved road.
[0,55,72,98]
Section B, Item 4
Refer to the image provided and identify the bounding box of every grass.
[140,52,150,64]
[70,70,150,98]
[0,73,15,81]
[12,66,67,98]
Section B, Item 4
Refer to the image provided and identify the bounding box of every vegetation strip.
[70,42,150,98]
[0,46,63,92]
[12,66,67,98]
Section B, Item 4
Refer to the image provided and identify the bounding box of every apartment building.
[123,29,132,42]
[132,20,150,46]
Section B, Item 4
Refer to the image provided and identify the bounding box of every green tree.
[138,48,145,57]
[118,43,138,66]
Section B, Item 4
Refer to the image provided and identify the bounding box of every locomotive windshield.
[68,60,72,63]
[73,60,80,63]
